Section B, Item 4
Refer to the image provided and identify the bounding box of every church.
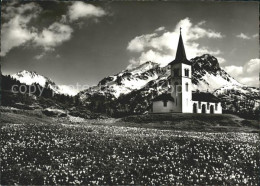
[152,29,222,114]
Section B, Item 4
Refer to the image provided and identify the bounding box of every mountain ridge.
[11,70,78,96]
[77,54,259,117]
[79,54,242,99]
[8,54,259,117]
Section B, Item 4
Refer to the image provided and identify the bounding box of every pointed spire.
[175,27,187,61]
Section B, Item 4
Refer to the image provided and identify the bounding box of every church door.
[210,105,214,114]
[202,104,206,113]
[193,103,197,113]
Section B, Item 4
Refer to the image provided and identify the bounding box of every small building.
[192,91,222,114]
[152,28,222,114]
[152,93,175,113]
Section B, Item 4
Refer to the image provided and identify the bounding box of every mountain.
[79,54,242,99]
[213,84,260,118]
[11,70,77,96]
[78,54,259,117]
[191,54,241,91]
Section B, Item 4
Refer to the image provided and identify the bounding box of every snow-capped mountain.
[191,54,241,91]
[78,54,259,115]
[11,70,77,96]
[80,61,165,99]
[79,54,242,99]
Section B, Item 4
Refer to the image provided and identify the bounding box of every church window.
[199,101,201,109]
[184,69,189,77]
[174,82,179,93]
[174,68,179,77]
[207,102,210,110]
[215,103,218,110]
[163,100,167,107]
[185,83,188,92]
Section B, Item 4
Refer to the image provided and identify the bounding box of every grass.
[1,123,259,185]
[117,113,259,132]
[1,108,259,184]
[1,108,259,133]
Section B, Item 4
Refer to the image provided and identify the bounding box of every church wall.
[171,63,182,112]
[181,63,192,113]
[152,101,175,113]
[192,101,222,114]
[214,102,222,114]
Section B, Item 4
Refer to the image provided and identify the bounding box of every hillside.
[119,113,259,132]
[1,75,105,119]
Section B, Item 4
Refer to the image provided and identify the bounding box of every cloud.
[1,2,106,57]
[68,1,106,21]
[127,33,158,52]
[244,58,260,74]
[217,57,226,64]
[236,33,250,40]
[155,26,165,32]
[223,65,243,77]
[34,22,73,51]
[1,2,41,56]
[223,58,259,87]
[34,53,45,60]
[236,33,258,40]
[127,18,224,68]
[239,77,258,86]
[252,33,258,38]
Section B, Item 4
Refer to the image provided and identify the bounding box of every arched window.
[207,102,210,110]
[184,69,189,77]
[163,100,167,107]
[215,103,218,110]
[185,83,188,92]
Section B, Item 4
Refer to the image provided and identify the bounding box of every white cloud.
[1,3,41,56]
[244,58,260,74]
[223,65,243,78]
[236,33,250,40]
[223,58,259,87]
[1,2,106,57]
[68,2,106,21]
[217,57,226,64]
[252,33,258,38]
[239,77,258,86]
[127,33,158,52]
[236,33,257,40]
[34,22,73,51]
[34,53,45,60]
[127,18,224,68]
[155,26,165,32]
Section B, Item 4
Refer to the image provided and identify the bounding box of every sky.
[1,1,259,91]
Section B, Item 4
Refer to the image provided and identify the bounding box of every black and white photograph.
[0,0,259,185]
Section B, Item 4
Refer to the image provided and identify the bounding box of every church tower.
[170,28,192,113]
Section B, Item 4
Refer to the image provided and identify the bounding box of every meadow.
[1,122,259,185]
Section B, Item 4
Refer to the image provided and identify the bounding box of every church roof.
[152,93,174,102]
[192,92,220,103]
[170,28,192,66]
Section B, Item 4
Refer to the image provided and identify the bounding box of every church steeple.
[175,28,187,61]
[170,28,191,65]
